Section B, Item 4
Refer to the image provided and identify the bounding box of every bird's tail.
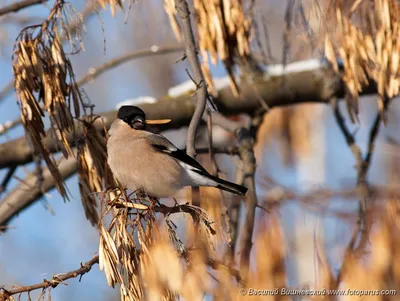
[207,174,248,196]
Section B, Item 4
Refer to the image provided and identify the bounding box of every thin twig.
[283,0,295,67]
[194,146,239,156]
[0,255,98,299]
[332,96,392,286]
[206,113,220,176]
[207,111,260,283]
[76,46,184,86]
[207,258,243,284]
[0,0,49,17]
[261,15,276,63]
[332,98,363,175]
[297,1,317,52]
[0,80,14,103]
[0,166,17,195]
[0,118,22,136]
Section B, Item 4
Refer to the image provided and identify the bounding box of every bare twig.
[0,166,17,195]
[0,118,22,136]
[211,113,243,133]
[283,0,295,67]
[297,1,317,51]
[207,258,242,284]
[261,16,276,63]
[76,46,184,86]
[0,255,98,300]
[332,96,392,286]
[0,80,14,103]
[60,1,97,40]
[194,146,239,156]
[0,0,49,17]
[332,98,363,170]
[174,0,209,158]
[207,111,260,282]
[206,113,219,176]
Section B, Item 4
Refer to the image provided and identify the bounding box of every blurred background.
[0,0,399,300]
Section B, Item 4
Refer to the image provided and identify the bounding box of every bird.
[106,105,248,198]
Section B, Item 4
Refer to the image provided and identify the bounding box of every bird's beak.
[146,119,171,125]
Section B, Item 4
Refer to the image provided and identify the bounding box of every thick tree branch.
[0,59,384,229]
[0,0,49,17]
[0,157,77,228]
[0,255,99,300]
[0,59,382,170]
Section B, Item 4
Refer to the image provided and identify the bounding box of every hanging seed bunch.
[98,191,158,300]
[77,116,117,225]
[12,1,85,198]
[98,189,220,301]
[165,0,254,96]
[96,0,124,17]
[325,0,400,123]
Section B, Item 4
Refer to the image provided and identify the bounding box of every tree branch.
[0,81,14,103]
[0,118,22,136]
[0,255,98,300]
[332,96,392,287]
[174,0,209,158]
[0,166,17,196]
[0,58,385,228]
[237,128,257,281]
[0,157,77,228]
[0,58,383,169]
[0,0,49,17]
[76,46,183,86]
[205,112,260,282]
[194,146,239,156]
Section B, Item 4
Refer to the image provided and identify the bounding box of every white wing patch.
[178,162,217,187]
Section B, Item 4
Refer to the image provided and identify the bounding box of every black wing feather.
[149,135,248,196]
[151,143,208,172]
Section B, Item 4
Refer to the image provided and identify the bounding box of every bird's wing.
[147,132,248,196]
[147,133,208,173]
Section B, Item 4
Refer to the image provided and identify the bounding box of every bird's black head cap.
[118,106,146,121]
[118,106,146,130]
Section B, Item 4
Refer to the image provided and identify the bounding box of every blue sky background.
[0,0,399,300]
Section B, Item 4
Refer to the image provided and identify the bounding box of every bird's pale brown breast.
[107,120,185,197]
